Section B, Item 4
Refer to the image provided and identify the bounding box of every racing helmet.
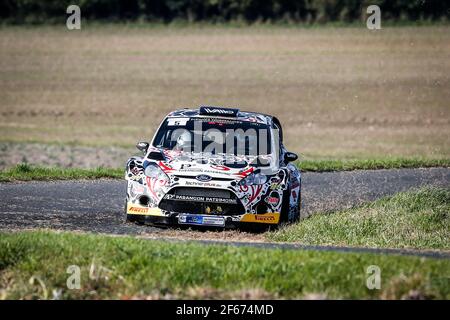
[175,130,192,151]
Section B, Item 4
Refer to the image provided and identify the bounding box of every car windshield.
[152,117,272,156]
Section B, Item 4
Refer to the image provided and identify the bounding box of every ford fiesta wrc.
[124,106,301,229]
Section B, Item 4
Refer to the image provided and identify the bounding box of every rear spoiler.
[199,106,239,117]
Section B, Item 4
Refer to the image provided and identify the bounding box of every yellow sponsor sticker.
[126,203,163,216]
[240,212,280,224]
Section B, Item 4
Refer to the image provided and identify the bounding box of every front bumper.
[126,202,280,227]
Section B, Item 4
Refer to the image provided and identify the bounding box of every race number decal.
[167,118,189,126]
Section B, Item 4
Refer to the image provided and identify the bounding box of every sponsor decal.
[210,164,231,171]
[255,215,275,222]
[240,212,280,224]
[178,214,225,226]
[167,117,189,126]
[128,206,148,214]
[196,174,212,182]
[199,106,239,116]
[204,108,234,114]
[267,197,276,203]
[127,204,163,216]
[164,194,203,202]
[178,167,232,175]
[202,216,225,226]
[158,161,174,173]
[184,180,222,188]
[265,192,281,207]
[291,190,297,199]
[164,194,237,204]
[234,167,254,178]
[201,118,241,125]
[205,197,235,204]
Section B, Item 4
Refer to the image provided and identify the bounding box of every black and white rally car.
[125,106,301,228]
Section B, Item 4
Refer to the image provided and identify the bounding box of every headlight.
[144,163,169,182]
[239,173,267,186]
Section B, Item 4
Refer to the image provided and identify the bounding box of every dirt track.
[1,168,449,248]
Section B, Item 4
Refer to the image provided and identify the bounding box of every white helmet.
[175,130,192,150]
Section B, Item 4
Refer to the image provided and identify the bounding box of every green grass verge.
[1,158,449,182]
[0,164,123,182]
[268,188,450,250]
[297,158,450,172]
[0,231,449,299]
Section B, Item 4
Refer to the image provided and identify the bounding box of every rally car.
[124,106,301,228]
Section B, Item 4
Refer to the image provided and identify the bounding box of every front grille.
[159,187,245,216]
[172,187,232,199]
[175,175,235,182]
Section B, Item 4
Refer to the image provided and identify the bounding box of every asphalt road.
[0,168,449,238]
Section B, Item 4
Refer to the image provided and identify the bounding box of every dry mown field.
[0,25,449,166]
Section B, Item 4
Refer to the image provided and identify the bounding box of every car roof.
[166,106,272,125]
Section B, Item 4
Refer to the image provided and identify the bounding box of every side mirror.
[136,142,149,154]
[284,152,298,163]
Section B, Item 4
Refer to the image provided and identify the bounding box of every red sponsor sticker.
[211,164,230,171]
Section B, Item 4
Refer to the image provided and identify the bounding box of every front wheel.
[123,200,131,223]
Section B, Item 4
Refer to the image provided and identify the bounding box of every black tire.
[293,190,301,222]
[279,182,301,225]
[123,200,131,223]
[279,188,291,225]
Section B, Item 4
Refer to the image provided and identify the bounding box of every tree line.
[1,0,449,24]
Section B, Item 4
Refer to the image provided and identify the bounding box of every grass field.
[0,163,123,182]
[0,25,449,161]
[1,158,449,181]
[0,231,449,299]
[268,187,450,250]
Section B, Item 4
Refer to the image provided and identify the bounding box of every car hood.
[144,148,277,178]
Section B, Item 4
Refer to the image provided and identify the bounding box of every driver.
[174,130,192,152]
